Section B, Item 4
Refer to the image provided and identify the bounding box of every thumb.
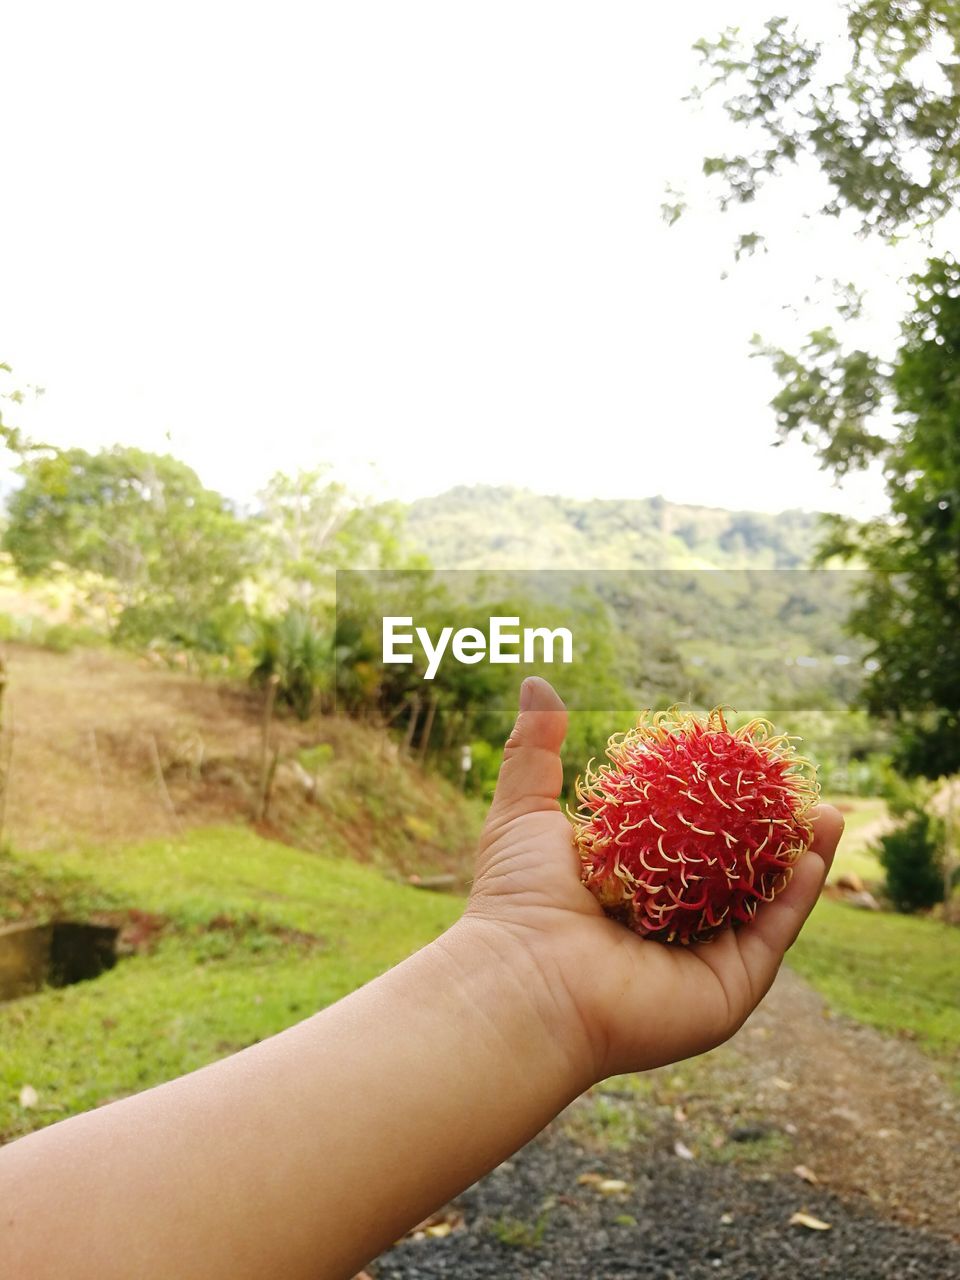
[487,677,568,821]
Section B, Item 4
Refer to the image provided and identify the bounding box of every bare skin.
[0,677,842,1280]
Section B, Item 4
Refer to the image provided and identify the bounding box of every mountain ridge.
[404,484,822,570]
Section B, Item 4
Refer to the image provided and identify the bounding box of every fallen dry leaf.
[576,1174,632,1197]
[18,1085,38,1109]
[794,1164,819,1185]
[598,1179,631,1196]
[772,1076,794,1092]
[789,1211,832,1231]
[400,1208,464,1244]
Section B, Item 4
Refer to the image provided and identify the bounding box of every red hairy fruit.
[573,708,818,945]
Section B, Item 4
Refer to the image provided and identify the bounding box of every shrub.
[251,607,329,721]
[877,811,945,913]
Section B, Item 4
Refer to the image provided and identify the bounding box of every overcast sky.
[2,1,911,517]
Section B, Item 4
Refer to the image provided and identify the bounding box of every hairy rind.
[572,706,819,946]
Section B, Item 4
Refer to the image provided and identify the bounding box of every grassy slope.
[3,798,957,1145]
[789,796,960,1086]
[0,828,462,1142]
[791,898,960,1088]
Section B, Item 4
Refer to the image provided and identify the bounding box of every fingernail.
[519,678,534,711]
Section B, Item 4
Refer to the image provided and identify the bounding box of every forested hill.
[404,486,821,570]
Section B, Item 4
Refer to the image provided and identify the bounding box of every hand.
[0,674,844,1280]
[464,677,843,1083]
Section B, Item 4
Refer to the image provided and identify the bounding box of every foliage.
[253,467,412,611]
[251,605,330,720]
[400,509,881,788]
[4,447,250,646]
[334,568,642,791]
[878,809,945,913]
[247,469,424,719]
[788,707,891,796]
[0,362,49,460]
[771,275,960,781]
[336,571,513,765]
[0,611,107,653]
[692,7,960,240]
[689,5,960,777]
[405,485,820,571]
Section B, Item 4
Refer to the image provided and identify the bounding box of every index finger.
[736,803,845,979]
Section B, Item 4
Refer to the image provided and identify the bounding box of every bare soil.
[638,967,960,1237]
[1,644,274,849]
[0,643,478,877]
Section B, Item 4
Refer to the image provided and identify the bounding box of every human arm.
[0,678,842,1279]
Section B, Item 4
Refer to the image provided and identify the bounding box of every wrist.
[434,913,598,1096]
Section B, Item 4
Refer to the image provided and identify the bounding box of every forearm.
[0,917,590,1280]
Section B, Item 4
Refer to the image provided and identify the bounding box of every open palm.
[467,678,843,1081]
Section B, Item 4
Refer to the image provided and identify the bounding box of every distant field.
[0,828,462,1143]
[823,794,888,885]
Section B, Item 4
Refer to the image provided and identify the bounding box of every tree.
[690,8,960,243]
[0,363,49,460]
[4,446,250,645]
[253,468,411,611]
[248,469,420,717]
[686,4,960,776]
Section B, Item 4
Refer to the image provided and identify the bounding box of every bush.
[251,607,330,721]
[877,811,945,913]
[0,611,107,652]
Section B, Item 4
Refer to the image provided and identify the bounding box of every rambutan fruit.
[573,708,818,945]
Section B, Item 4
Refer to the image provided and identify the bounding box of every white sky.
[1,1,912,518]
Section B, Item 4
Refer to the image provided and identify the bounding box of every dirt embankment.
[0,643,479,878]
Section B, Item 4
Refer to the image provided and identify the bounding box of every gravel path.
[370,1128,960,1279]
[368,966,960,1278]
[656,967,960,1236]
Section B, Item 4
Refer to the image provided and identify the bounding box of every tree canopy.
[4,446,250,644]
[689,2,960,777]
[0,363,48,460]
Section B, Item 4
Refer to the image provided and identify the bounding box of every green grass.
[791,897,960,1089]
[0,827,463,1141]
[825,794,887,885]
[489,1209,551,1249]
[563,1091,652,1153]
